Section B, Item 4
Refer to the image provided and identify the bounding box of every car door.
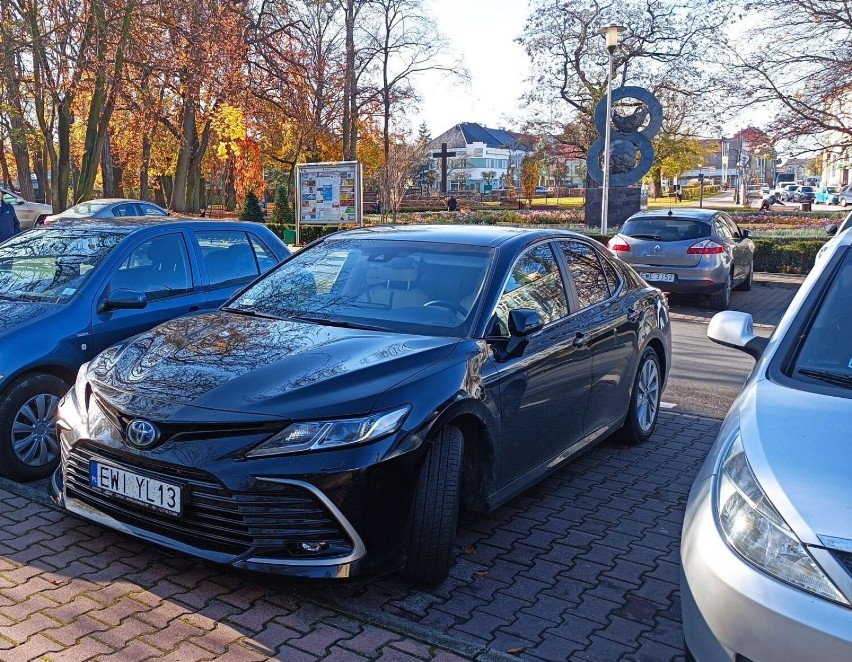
[712,216,740,281]
[719,213,751,280]
[556,239,638,437]
[191,229,268,306]
[481,241,593,490]
[1,190,33,226]
[90,231,207,355]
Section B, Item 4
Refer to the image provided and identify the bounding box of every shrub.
[270,186,293,224]
[240,190,265,223]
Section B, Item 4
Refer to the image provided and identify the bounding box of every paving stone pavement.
[0,411,720,661]
[667,281,798,327]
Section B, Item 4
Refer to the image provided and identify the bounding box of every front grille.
[92,393,281,444]
[65,442,353,558]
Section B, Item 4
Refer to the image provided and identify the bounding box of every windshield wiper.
[221,306,282,320]
[797,368,852,388]
[286,314,384,331]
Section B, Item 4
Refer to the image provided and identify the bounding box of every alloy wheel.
[12,393,60,467]
[635,359,660,434]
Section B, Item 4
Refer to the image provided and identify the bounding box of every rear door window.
[248,235,279,273]
[558,240,610,308]
[621,217,710,242]
[196,231,260,287]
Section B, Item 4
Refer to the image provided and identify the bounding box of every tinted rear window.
[620,218,710,242]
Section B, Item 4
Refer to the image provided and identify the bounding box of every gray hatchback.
[607,209,755,310]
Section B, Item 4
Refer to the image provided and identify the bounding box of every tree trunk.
[0,133,11,188]
[101,136,116,197]
[342,0,356,160]
[34,146,49,203]
[171,97,195,212]
[140,135,151,201]
[1,1,33,200]
[185,118,211,213]
[54,101,72,211]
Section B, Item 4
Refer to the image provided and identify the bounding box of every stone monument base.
[585,187,641,230]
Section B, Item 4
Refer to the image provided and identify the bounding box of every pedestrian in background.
[447,196,458,212]
[0,197,20,242]
[760,192,784,211]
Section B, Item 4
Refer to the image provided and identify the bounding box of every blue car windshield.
[0,229,125,303]
[228,238,494,336]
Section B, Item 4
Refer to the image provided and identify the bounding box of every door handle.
[627,307,641,322]
[188,305,201,312]
[572,332,590,348]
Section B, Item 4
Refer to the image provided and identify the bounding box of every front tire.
[402,425,464,585]
[0,373,69,481]
[734,263,754,291]
[617,348,662,444]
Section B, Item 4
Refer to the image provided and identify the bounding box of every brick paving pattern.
[668,281,798,327]
[0,411,719,661]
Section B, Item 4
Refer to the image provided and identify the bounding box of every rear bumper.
[625,262,728,294]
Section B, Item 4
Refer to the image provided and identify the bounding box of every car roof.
[325,224,589,248]
[43,216,264,233]
[624,209,718,221]
[71,198,147,205]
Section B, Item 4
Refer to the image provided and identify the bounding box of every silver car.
[1,187,52,229]
[44,198,169,224]
[607,209,755,310]
[681,229,852,661]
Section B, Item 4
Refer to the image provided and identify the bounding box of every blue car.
[814,186,841,204]
[0,218,289,480]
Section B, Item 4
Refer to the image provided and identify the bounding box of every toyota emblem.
[126,419,160,449]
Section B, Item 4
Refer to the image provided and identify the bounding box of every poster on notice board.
[295,161,362,243]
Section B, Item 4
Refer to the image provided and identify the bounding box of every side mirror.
[707,311,767,359]
[98,289,148,313]
[826,224,838,237]
[740,228,751,239]
[504,309,543,358]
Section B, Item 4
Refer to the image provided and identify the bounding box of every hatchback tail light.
[687,240,725,255]
[607,236,630,252]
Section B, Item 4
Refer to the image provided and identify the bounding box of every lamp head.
[598,24,627,49]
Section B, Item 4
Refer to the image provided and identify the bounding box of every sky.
[411,0,531,137]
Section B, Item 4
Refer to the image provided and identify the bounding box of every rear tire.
[708,273,731,310]
[734,264,754,291]
[401,425,464,585]
[616,348,662,444]
[0,373,69,481]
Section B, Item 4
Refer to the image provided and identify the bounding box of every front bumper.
[680,477,852,661]
[51,421,422,578]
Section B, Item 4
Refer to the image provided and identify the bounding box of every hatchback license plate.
[640,272,675,283]
[89,461,182,515]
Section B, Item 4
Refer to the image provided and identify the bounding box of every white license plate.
[89,461,182,515]
[640,272,676,283]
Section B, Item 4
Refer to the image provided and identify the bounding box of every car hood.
[0,299,59,336]
[738,378,852,545]
[88,311,459,421]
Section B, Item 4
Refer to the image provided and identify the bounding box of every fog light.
[300,542,328,554]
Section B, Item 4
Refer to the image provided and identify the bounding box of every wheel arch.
[0,364,76,397]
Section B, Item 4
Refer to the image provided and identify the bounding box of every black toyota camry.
[51,225,671,583]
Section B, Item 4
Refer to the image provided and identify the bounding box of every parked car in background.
[815,186,841,205]
[534,186,549,196]
[0,218,288,481]
[837,184,852,207]
[681,229,852,662]
[781,184,800,201]
[51,225,671,583]
[44,199,170,225]
[793,185,816,202]
[1,187,52,229]
[607,209,755,310]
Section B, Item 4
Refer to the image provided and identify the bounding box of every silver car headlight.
[246,405,411,458]
[716,432,848,605]
[58,362,89,431]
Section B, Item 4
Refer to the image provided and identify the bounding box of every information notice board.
[295,160,362,243]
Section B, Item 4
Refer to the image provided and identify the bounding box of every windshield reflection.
[229,238,494,337]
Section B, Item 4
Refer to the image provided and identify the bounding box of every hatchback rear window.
[620,218,710,242]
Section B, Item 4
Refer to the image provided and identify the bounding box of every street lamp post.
[698,163,704,208]
[598,23,626,235]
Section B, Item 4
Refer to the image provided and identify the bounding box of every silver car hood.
[738,377,852,546]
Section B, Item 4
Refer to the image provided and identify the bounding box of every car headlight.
[246,405,411,458]
[58,363,89,430]
[716,432,848,605]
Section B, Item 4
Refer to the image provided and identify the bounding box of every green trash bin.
[282,229,296,244]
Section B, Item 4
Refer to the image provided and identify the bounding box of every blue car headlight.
[246,405,411,457]
[716,431,848,605]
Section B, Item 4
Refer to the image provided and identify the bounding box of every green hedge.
[266,223,825,275]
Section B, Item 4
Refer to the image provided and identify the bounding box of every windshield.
[827,187,839,193]
[0,228,125,302]
[790,249,852,390]
[620,217,710,242]
[227,237,494,336]
[60,202,111,217]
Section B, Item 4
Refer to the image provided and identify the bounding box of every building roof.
[428,123,530,152]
